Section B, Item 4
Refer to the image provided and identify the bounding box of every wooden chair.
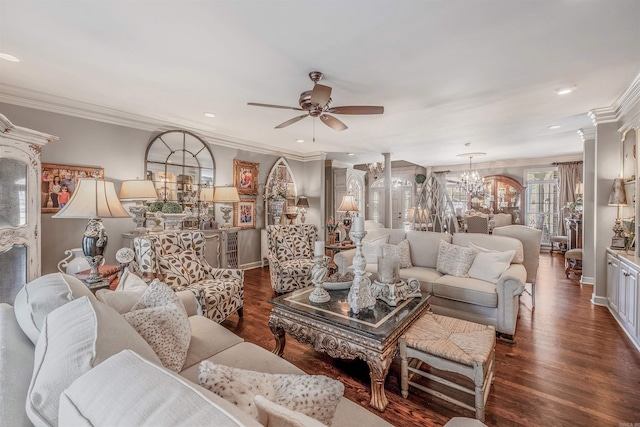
[466,216,489,234]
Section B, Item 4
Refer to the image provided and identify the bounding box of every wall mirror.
[145,130,215,210]
[264,157,297,225]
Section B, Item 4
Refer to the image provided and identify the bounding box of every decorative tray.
[322,272,370,290]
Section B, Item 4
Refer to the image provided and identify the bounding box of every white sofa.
[0,273,391,427]
[334,229,527,338]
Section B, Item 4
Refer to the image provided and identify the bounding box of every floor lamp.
[53,177,130,283]
[213,186,240,228]
[337,194,359,242]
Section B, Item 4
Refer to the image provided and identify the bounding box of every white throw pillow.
[467,243,516,284]
[26,296,161,427]
[382,239,413,268]
[115,268,148,292]
[95,289,146,314]
[436,240,477,278]
[199,361,344,426]
[14,272,94,345]
[123,280,191,372]
[254,395,325,427]
[361,235,389,263]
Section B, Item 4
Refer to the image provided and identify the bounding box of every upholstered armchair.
[132,232,243,323]
[266,224,330,293]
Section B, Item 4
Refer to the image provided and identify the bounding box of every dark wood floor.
[222,254,640,427]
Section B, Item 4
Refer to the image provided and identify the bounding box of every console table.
[269,286,431,411]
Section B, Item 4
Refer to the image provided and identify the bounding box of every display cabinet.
[0,114,57,304]
[474,175,524,224]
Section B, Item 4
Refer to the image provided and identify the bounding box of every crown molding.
[588,72,640,126]
[432,153,583,172]
[0,86,321,162]
[588,107,618,125]
[577,128,596,141]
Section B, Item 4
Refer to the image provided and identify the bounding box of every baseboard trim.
[240,261,263,270]
[580,275,595,285]
[591,294,608,306]
[607,306,640,353]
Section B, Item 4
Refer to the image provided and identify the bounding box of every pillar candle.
[315,241,325,256]
[353,217,364,232]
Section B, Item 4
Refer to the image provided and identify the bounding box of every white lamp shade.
[213,186,240,203]
[337,195,359,212]
[118,179,158,201]
[575,182,584,196]
[200,187,215,202]
[53,178,130,219]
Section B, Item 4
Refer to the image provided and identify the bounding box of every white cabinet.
[0,114,56,304]
[607,249,640,350]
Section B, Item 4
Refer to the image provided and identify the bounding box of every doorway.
[370,177,414,228]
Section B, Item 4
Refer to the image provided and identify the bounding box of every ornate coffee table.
[268,286,430,411]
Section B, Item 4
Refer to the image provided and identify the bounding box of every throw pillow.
[115,268,148,292]
[123,280,191,372]
[95,289,146,314]
[199,361,344,425]
[26,297,161,427]
[382,239,413,268]
[157,249,207,287]
[275,232,311,260]
[361,235,389,263]
[467,242,516,284]
[254,395,326,427]
[14,272,94,345]
[436,240,477,277]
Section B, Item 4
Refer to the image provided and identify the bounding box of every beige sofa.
[334,229,527,338]
[0,273,390,427]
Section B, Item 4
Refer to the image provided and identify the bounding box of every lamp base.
[220,205,233,228]
[129,205,148,234]
[82,218,108,284]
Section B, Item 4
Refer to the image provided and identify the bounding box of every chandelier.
[367,161,384,179]
[457,152,485,195]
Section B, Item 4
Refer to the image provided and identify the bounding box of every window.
[525,168,558,245]
[348,176,364,214]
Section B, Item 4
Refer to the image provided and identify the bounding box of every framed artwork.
[41,163,104,214]
[233,159,259,196]
[233,198,256,229]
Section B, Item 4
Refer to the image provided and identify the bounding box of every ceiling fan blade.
[275,114,309,129]
[248,102,304,111]
[326,105,384,115]
[320,114,348,131]
[310,84,332,106]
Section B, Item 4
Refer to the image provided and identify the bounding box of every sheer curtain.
[557,162,582,235]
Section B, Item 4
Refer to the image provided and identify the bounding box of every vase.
[329,234,336,245]
[270,199,285,225]
[164,213,186,231]
[57,248,91,274]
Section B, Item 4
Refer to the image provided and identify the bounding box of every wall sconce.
[296,196,310,223]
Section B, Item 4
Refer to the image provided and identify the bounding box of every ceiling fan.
[247,71,384,131]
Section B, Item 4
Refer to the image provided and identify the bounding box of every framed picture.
[41,163,104,214]
[233,160,259,196]
[234,198,256,229]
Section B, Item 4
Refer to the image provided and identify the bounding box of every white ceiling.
[1,1,639,167]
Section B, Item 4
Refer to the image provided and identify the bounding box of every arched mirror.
[145,130,215,210]
[264,157,297,225]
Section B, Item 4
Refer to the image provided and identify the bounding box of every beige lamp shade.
[53,178,130,219]
[296,196,310,208]
[118,179,158,201]
[337,194,359,212]
[608,178,628,207]
[200,187,215,202]
[575,182,584,196]
[213,186,240,203]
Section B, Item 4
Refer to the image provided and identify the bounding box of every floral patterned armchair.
[267,224,330,293]
[131,232,243,323]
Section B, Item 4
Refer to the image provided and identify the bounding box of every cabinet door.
[624,264,638,336]
[607,254,620,312]
[619,263,630,323]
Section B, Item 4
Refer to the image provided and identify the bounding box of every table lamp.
[608,178,628,249]
[213,186,240,228]
[337,194,359,242]
[296,196,310,223]
[53,176,130,283]
[118,179,158,233]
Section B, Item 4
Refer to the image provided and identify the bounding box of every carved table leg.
[269,323,286,357]
[366,350,395,411]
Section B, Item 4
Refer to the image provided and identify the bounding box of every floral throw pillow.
[157,249,207,287]
[436,240,477,277]
[382,239,413,268]
[199,360,344,425]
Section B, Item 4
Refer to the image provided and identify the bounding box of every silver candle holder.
[309,254,331,303]
[347,229,376,314]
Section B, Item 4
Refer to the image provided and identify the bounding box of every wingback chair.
[267,224,329,293]
[493,225,542,307]
[132,232,243,322]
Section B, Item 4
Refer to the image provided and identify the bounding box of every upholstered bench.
[565,248,583,278]
[399,313,495,421]
[550,235,568,255]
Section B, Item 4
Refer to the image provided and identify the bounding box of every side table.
[325,242,356,274]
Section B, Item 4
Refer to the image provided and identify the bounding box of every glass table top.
[270,287,430,341]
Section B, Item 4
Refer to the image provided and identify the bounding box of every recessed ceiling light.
[296,139,304,143]
[0,53,20,62]
[556,87,574,95]
[347,153,354,156]
[203,112,216,118]
[548,125,561,130]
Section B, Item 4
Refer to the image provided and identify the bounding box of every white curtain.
[557,162,581,236]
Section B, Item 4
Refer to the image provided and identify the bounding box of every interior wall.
[0,103,323,273]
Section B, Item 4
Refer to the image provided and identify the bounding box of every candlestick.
[347,229,376,314]
[353,216,364,232]
[314,241,325,256]
[309,254,330,303]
